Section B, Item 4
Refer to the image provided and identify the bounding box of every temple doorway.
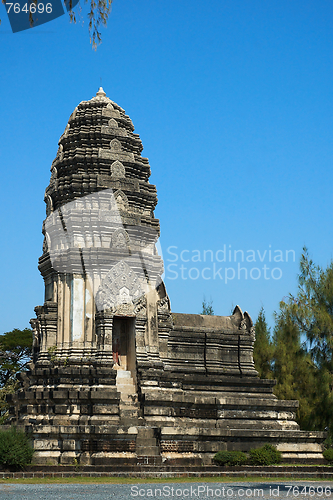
[112,317,136,378]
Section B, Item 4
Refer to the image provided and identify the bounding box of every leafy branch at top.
[0,0,113,48]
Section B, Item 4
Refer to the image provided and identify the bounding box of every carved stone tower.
[9,89,325,466]
[35,87,169,374]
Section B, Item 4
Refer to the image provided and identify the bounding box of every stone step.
[116,371,134,383]
[136,446,160,456]
[117,378,135,388]
[120,409,139,418]
[137,427,157,439]
[119,394,137,403]
[136,456,163,466]
[12,463,332,474]
[117,385,136,394]
[119,396,138,404]
[120,406,139,413]
[116,376,135,384]
[136,427,160,457]
[117,385,136,396]
[119,417,141,426]
[117,385,135,392]
[116,370,132,378]
[119,403,138,410]
[119,402,140,408]
[116,370,138,406]
[136,438,157,447]
[120,403,139,410]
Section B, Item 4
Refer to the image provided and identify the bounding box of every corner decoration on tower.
[8,88,325,466]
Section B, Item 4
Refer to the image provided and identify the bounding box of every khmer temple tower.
[8,88,325,465]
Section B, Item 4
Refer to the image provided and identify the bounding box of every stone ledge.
[1,465,333,479]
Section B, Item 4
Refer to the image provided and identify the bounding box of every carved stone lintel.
[95,260,142,311]
[111,160,125,178]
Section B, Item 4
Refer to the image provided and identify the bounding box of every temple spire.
[96,86,106,97]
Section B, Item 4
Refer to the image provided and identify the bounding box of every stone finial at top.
[96,86,106,97]
[92,87,109,101]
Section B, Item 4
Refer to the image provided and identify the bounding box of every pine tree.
[280,248,333,433]
[272,310,317,430]
[253,308,274,379]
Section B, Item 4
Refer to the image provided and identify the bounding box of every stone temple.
[9,88,324,465]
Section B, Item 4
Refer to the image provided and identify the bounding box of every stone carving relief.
[157,296,171,314]
[110,138,122,152]
[42,234,50,254]
[133,295,147,317]
[30,318,41,363]
[239,311,253,334]
[111,160,125,178]
[113,190,128,212]
[239,318,247,332]
[156,281,171,313]
[112,228,130,250]
[108,118,118,128]
[95,260,142,312]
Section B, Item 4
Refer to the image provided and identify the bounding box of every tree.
[0,381,20,424]
[253,308,273,379]
[69,0,113,47]
[0,328,33,424]
[0,329,33,386]
[1,0,112,48]
[272,309,317,430]
[201,297,214,315]
[277,247,333,433]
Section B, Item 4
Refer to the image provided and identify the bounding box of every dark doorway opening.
[112,317,136,381]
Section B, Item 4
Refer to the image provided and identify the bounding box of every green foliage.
[276,248,333,435]
[0,427,34,469]
[253,308,274,379]
[213,450,247,466]
[0,328,33,386]
[201,297,214,315]
[73,457,81,471]
[272,309,317,430]
[214,446,281,466]
[0,328,33,423]
[47,345,58,363]
[88,0,113,47]
[249,444,282,466]
[0,380,19,424]
[67,0,113,48]
[323,449,333,463]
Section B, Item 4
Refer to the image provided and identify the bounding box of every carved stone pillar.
[95,310,114,364]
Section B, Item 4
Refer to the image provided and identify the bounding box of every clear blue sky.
[1,0,333,333]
